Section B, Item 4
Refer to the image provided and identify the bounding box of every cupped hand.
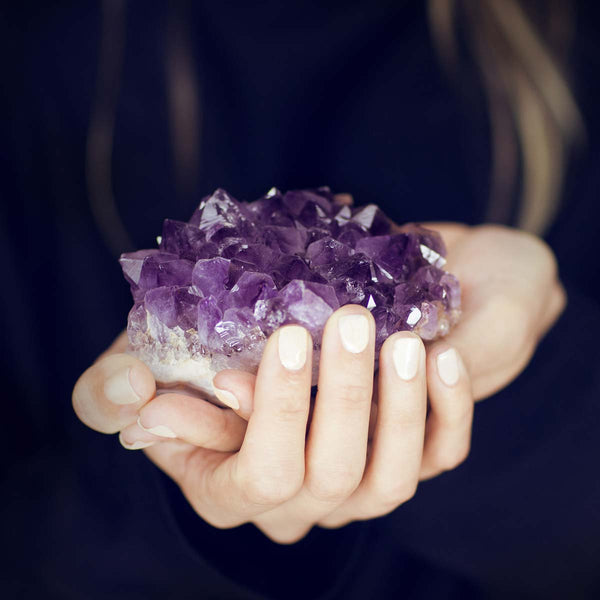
[421,223,566,401]
[123,305,472,543]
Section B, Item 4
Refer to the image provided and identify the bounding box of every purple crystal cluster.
[120,188,460,386]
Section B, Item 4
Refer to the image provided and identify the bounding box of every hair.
[87,0,584,256]
[428,0,584,234]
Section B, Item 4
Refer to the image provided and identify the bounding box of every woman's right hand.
[73,305,473,544]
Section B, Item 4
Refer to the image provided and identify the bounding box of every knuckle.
[335,381,371,407]
[388,404,426,430]
[433,444,470,472]
[202,511,245,530]
[371,478,418,509]
[240,470,302,506]
[318,514,353,529]
[439,405,473,430]
[306,468,361,503]
[274,391,309,421]
[204,409,232,448]
[259,525,311,545]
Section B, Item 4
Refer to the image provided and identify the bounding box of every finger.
[145,442,238,529]
[211,370,257,420]
[136,393,247,451]
[440,293,539,400]
[72,353,156,433]
[194,325,312,520]
[420,345,473,480]
[320,332,427,526]
[236,326,312,501]
[250,307,376,542]
[303,305,375,508]
[119,421,161,450]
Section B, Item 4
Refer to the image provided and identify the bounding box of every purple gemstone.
[331,278,367,306]
[232,243,278,272]
[160,220,216,261]
[356,234,428,281]
[121,187,461,377]
[120,251,194,302]
[248,189,296,227]
[262,225,308,254]
[326,254,373,284]
[254,296,290,336]
[441,272,461,309]
[192,188,256,242]
[351,204,392,235]
[228,271,278,307]
[371,306,398,350]
[214,307,262,355]
[120,249,164,286]
[397,223,447,263]
[197,295,223,348]
[305,237,355,267]
[271,255,325,288]
[192,257,230,297]
[282,189,334,218]
[278,280,336,338]
[144,285,200,330]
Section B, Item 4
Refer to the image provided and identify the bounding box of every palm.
[424,223,565,399]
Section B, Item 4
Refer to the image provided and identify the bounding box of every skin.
[72,222,565,544]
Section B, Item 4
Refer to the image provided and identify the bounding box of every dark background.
[1,2,599,598]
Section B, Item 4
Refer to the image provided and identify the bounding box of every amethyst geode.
[120,188,460,395]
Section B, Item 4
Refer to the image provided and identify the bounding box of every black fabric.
[1,1,599,598]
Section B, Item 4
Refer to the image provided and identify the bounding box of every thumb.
[211,370,257,420]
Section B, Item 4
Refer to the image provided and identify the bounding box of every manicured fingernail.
[393,337,421,381]
[437,348,460,386]
[338,314,369,354]
[119,435,157,450]
[104,367,141,405]
[136,417,177,438]
[211,383,240,410]
[278,325,308,370]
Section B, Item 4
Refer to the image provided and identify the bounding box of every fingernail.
[338,314,369,354]
[136,417,177,438]
[437,348,460,386]
[392,337,421,381]
[119,435,157,450]
[278,325,308,370]
[211,382,240,410]
[104,367,141,405]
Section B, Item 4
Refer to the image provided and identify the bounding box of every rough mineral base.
[120,187,460,398]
